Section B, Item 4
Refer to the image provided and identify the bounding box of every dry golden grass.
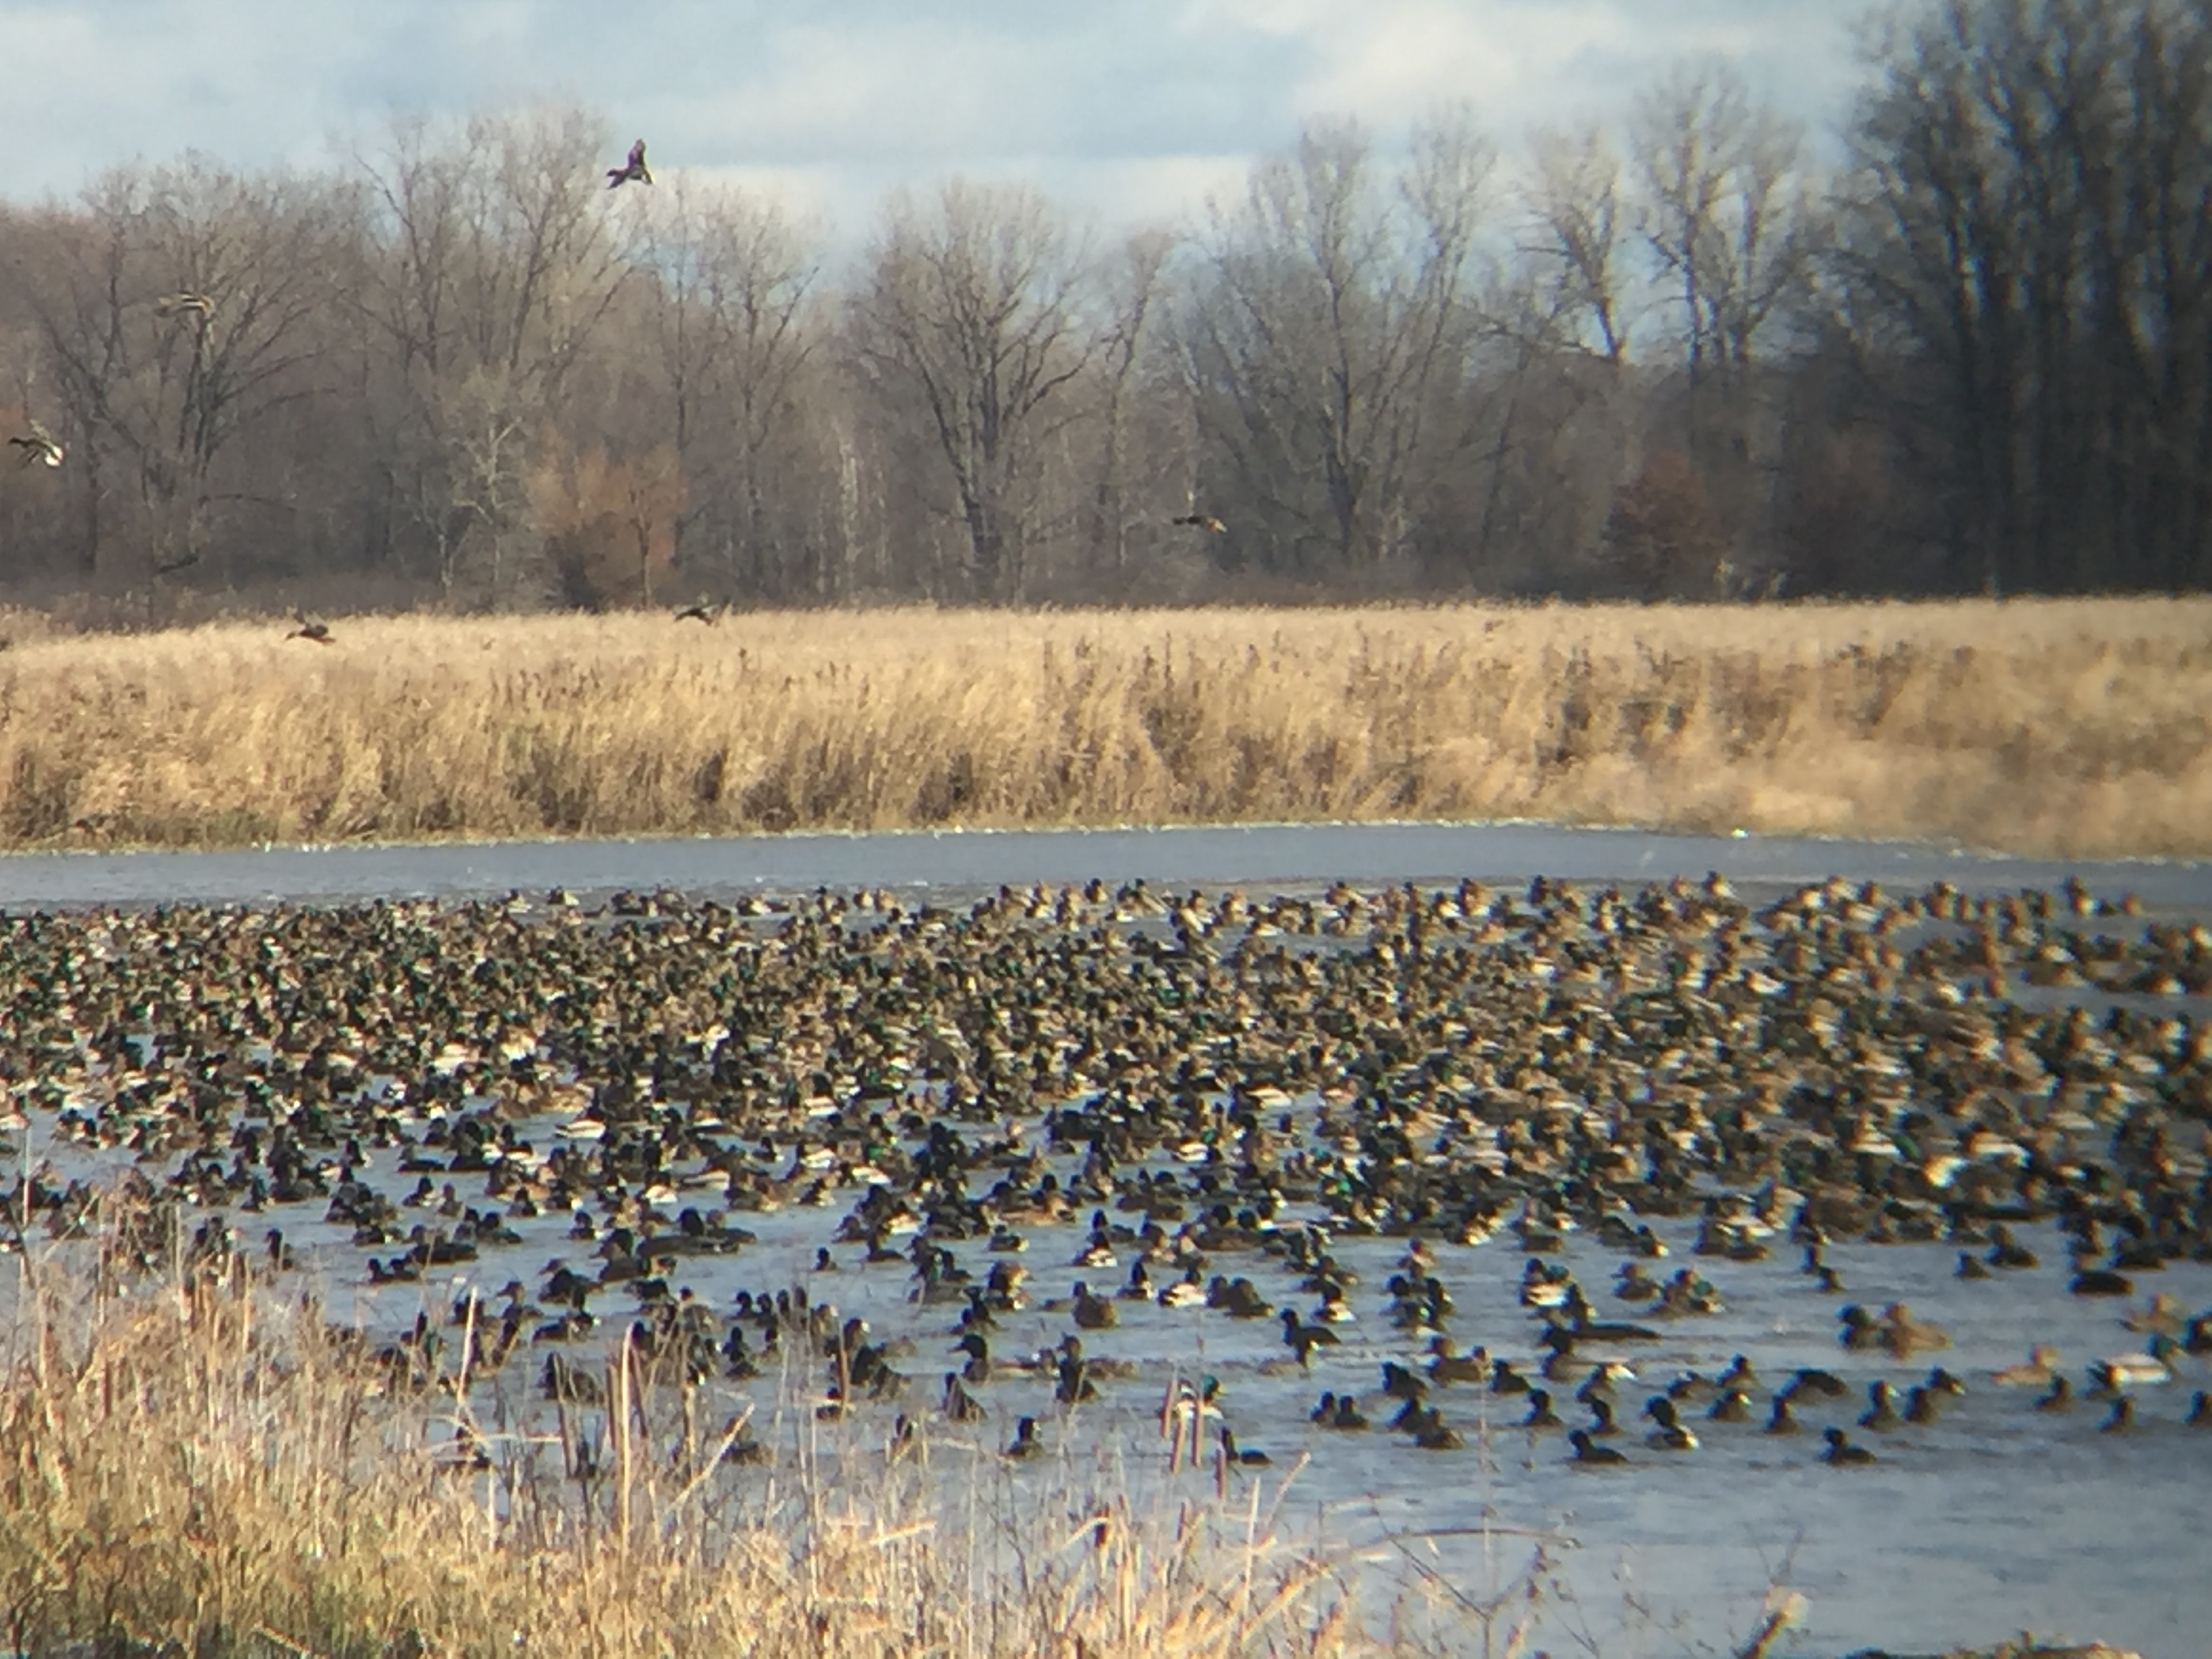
[0,1250,1420,1659]
[1,598,2207,857]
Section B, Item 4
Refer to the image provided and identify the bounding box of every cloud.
[0,0,1862,230]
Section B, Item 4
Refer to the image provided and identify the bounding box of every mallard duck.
[1003,1415,1041,1458]
[1070,1282,1118,1330]
[1643,1396,1699,1451]
[1991,1345,2060,1387]
[1858,1380,1902,1432]
[1170,513,1227,534]
[1569,1429,1627,1466]
[1279,1307,1339,1364]
[7,418,62,468]
[1425,1337,1489,1384]
[1521,1389,1565,1431]
[1821,1427,1876,1466]
[287,609,333,644]
[607,139,653,188]
[1410,1410,1465,1451]
[1218,1426,1271,1467]
[673,597,726,624]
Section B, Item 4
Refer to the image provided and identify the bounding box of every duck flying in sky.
[607,140,653,188]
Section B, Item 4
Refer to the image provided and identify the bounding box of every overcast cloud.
[0,1,1866,232]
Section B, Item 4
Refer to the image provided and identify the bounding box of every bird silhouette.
[8,418,62,468]
[155,292,216,323]
[1171,513,1227,534]
[607,140,653,188]
[674,598,726,624]
[287,609,333,645]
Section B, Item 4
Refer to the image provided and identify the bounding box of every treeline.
[1,0,2209,614]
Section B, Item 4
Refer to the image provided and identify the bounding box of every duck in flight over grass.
[287,609,334,644]
[673,598,726,624]
[607,140,653,188]
[8,418,62,468]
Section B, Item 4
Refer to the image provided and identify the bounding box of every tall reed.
[1,598,2205,857]
[0,1252,1401,1659]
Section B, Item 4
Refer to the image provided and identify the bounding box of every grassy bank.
[0,1254,1391,1659]
[0,599,2207,857]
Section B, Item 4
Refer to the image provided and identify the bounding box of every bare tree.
[1627,61,1816,580]
[1086,228,1174,583]
[850,180,1093,601]
[12,159,350,585]
[1522,125,1635,368]
[1837,0,2212,593]
[1182,112,1494,581]
[633,181,821,595]
[354,105,629,603]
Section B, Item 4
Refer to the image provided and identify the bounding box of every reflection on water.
[2,820,2208,910]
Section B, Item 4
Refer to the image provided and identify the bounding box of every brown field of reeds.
[1,598,2207,859]
[0,1253,1410,1659]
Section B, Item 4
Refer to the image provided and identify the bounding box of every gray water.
[3,819,2208,1656]
[2,820,2209,910]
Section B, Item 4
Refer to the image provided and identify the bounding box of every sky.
[0,1,1868,236]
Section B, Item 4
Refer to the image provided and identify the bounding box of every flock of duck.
[3,869,2210,1482]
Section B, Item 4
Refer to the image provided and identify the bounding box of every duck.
[607,139,653,188]
[1990,1345,2060,1387]
[2098,1397,2135,1433]
[2070,1265,2135,1297]
[2186,1391,2210,1427]
[1858,1380,1902,1432]
[1003,1416,1042,1459]
[1425,1338,1490,1385]
[1955,1250,1992,1281]
[1985,1224,2040,1269]
[2034,1375,2074,1412]
[1218,1427,1271,1467]
[1763,1394,1802,1435]
[2124,1294,2188,1337]
[1171,512,1228,534]
[1159,1270,1208,1310]
[1279,1307,1340,1365]
[1707,1388,1753,1425]
[1488,1376,1550,1427]
[1821,1427,1877,1466]
[1410,1410,1465,1451]
[673,598,726,625]
[940,1372,985,1423]
[1568,1429,1627,1466]
[287,609,334,645]
[7,417,62,468]
[2092,1345,2175,1392]
[1070,1282,1118,1330]
[1643,1397,1699,1451]
[1877,1303,1951,1357]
